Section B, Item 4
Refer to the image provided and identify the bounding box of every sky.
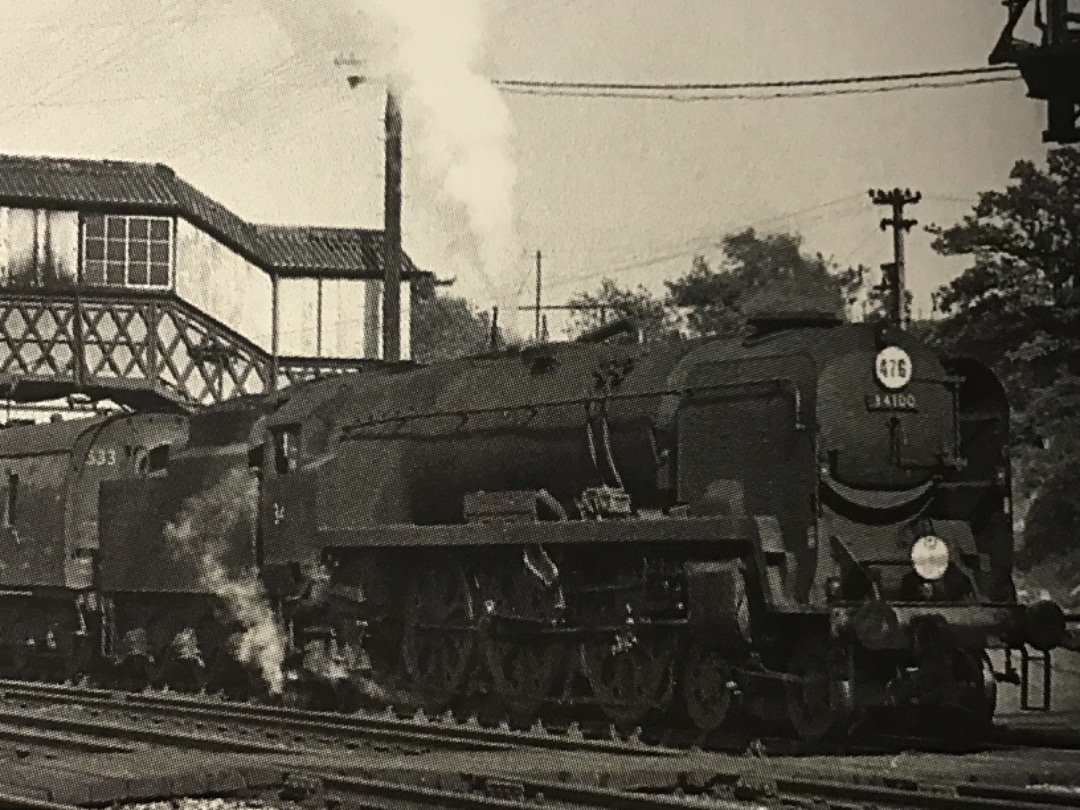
[0,0,1052,339]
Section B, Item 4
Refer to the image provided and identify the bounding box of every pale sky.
[0,0,1049,339]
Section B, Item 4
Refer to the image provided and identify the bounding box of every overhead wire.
[113,47,318,157]
[543,193,871,283]
[492,65,1018,93]
[496,75,1020,102]
[541,193,872,292]
[4,10,1009,314]
[13,1,193,123]
[248,193,884,348]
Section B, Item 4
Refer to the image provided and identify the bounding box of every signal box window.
[82,214,173,289]
[273,427,301,475]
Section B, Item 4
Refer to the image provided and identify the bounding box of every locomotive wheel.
[783,636,853,743]
[681,643,739,733]
[483,632,564,728]
[976,653,998,723]
[400,564,477,714]
[954,651,997,729]
[479,558,566,727]
[580,632,674,732]
[203,645,262,701]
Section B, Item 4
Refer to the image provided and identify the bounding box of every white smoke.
[257,0,519,314]
[164,468,287,694]
[354,0,518,313]
[355,0,517,306]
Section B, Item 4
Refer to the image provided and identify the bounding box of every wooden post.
[271,272,280,392]
[382,90,403,361]
[870,188,921,329]
[534,250,542,342]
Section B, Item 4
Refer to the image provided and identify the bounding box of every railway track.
[0,679,684,759]
[0,681,1079,810]
[1,767,1077,810]
[0,675,1076,766]
[289,768,1080,810]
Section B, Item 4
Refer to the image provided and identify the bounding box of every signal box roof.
[0,153,428,282]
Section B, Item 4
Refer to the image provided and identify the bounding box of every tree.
[666,229,869,337]
[928,147,1080,564]
[410,283,494,363]
[565,278,680,342]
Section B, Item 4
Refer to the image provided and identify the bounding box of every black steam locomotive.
[0,312,1066,742]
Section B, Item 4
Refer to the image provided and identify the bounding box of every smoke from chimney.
[353,0,517,317]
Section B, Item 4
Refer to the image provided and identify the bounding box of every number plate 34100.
[866,393,917,411]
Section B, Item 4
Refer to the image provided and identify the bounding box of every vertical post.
[490,306,499,351]
[534,250,542,342]
[270,272,280,393]
[1044,0,1077,141]
[870,188,921,329]
[382,89,403,362]
[147,301,159,383]
[74,217,86,389]
[1047,0,1069,45]
[216,355,224,404]
[316,278,323,358]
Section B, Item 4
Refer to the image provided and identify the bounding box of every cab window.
[132,444,170,476]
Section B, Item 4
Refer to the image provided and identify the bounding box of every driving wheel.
[400,564,477,714]
[784,636,853,743]
[682,642,739,733]
[479,557,566,727]
[581,631,674,732]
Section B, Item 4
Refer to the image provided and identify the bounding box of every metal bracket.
[1019,646,1053,711]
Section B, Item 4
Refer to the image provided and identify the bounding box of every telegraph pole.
[869,188,921,329]
[382,89,403,362]
[534,250,542,342]
[339,56,404,361]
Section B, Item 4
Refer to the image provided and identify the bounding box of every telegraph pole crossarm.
[869,187,921,330]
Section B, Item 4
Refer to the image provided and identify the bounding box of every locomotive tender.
[0,312,1067,741]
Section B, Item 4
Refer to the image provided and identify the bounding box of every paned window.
[82,214,173,288]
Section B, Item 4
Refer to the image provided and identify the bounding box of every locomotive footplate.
[828,600,1065,653]
[825,599,1066,719]
[483,615,687,640]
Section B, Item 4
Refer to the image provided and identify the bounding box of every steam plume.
[258,0,516,306]
[164,468,287,694]
[356,0,516,300]
[355,0,517,308]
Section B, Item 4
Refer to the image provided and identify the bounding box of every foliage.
[410,282,494,363]
[666,229,870,337]
[567,228,872,342]
[566,279,680,342]
[928,147,1080,564]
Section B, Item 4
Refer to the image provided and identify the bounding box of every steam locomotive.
[0,312,1066,742]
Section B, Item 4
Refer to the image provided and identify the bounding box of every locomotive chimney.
[382,89,403,362]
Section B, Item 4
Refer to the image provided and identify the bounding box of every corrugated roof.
[0,153,426,281]
[255,224,422,278]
